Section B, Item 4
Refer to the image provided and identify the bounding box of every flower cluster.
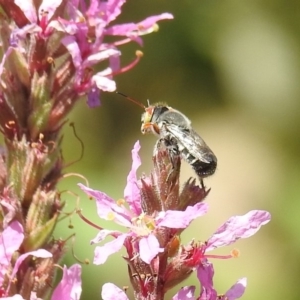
[0,220,81,300]
[79,141,271,300]
[0,0,272,299]
[0,0,172,298]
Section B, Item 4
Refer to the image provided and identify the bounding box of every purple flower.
[164,210,270,293]
[79,141,208,264]
[0,220,53,298]
[78,139,271,299]
[198,261,247,300]
[2,0,173,108]
[1,263,81,300]
[186,210,271,267]
[172,260,246,300]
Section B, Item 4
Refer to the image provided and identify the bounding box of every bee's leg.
[199,178,205,190]
[154,136,179,163]
[153,137,165,156]
[199,178,211,197]
[163,137,180,167]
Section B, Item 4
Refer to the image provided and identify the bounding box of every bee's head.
[141,106,157,135]
[141,105,169,135]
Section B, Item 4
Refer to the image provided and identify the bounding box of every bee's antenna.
[116,91,146,109]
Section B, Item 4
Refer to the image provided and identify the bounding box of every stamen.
[231,248,240,258]
[71,234,90,265]
[110,51,143,76]
[107,212,115,220]
[113,37,135,47]
[47,56,55,67]
[117,198,125,206]
[63,122,85,168]
[205,253,234,260]
[5,120,15,129]
[152,24,159,32]
[76,209,103,230]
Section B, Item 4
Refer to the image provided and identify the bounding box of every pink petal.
[87,88,101,108]
[197,260,217,300]
[90,229,121,245]
[50,18,78,35]
[93,233,128,265]
[0,221,24,266]
[123,141,142,215]
[206,210,271,251]
[39,0,64,21]
[11,249,52,279]
[105,13,173,36]
[10,25,41,49]
[52,264,82,300]
[137,13,174,29]
[108,54,121,72]
[30,292,42,300]
[6,249,52,294]
[101,282,129,300]
[61,36,82,68]
[93,75,116,92]
[86,49,120,66]
[97,0,127,24]
[225,278,247,300]
[14,0,37,23]
[156,202,208,229]
[172,286,196,300]
[139,234,164,264]
[78,184,132,227]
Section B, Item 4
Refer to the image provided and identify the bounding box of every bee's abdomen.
[181,150,217,178]
[157,131,217,179]
[190,158,217,178]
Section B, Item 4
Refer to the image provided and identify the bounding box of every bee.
[141,104,217,186]
[116,93,217,187]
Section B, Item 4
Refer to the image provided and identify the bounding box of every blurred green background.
[56,0,300,299]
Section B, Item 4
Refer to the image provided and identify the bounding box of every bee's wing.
[166,124,217,164]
